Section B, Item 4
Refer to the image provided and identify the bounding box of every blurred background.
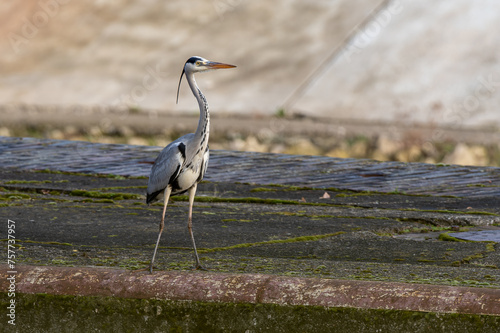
[1,0,499,166]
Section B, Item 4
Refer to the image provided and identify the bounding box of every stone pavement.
[1,136,500,197]
[0,137,499,331]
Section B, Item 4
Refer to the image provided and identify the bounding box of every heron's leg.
[149,187,172,273]
[187,183,203,269]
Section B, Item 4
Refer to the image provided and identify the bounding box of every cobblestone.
[1,136,499,197]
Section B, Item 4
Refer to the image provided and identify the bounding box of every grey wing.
[146,139,188,204]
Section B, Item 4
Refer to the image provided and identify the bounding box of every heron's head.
[184,56,236,74]
[177,56,236,103]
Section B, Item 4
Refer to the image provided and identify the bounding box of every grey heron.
[146,56,236,273]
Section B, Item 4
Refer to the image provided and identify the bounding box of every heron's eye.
[195,61,202,66]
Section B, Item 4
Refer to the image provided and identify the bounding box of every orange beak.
[206,61,237,69]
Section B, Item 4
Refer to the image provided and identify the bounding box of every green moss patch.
[2,293,499,332]
[199,232,345,253]
[69,189,140,200]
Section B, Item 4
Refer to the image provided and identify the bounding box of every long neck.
[186,72,210,143]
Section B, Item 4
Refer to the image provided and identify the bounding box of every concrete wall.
[0,0,499,129]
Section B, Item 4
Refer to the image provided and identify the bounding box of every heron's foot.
[132,265,153,273]
[193,264,207,271]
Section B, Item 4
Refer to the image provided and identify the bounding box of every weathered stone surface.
[3,293,500,332]
[2,136,500,197]
[1,137,500,331]
[2,265,500,315]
